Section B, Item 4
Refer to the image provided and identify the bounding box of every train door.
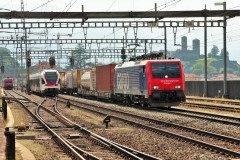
[140,66,147,96]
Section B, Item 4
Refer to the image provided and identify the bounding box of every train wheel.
[126,97,132,107]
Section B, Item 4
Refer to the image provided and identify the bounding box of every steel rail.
[186,97,240,106]
[183,101,240,112]
[12,97,86,159]
[61,136,101,160]
[162,108,240,126]
[53,97,160,160]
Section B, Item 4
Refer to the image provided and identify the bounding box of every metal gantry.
[0,20,223,29]
[0,5,239,97]
[21,49,147,54]
[0,38,165,45]
[0,10,239,19]
[11,49,148,59]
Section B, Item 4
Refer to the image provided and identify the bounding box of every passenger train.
[60,59,186,108]
[29,69,60,96]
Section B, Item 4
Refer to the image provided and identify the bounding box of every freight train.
[29,69,60,96]
[2,77,14,90]
[60,59,186,108]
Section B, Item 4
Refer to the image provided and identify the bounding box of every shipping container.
[80,68,96,91]
[64,70,78,94]
[65,71,74,89]
[73,69,81,86]
[96,64,116,93]
[59,71,66,87]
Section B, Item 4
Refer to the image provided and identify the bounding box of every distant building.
[192,39,200,56]
[181,36,187,51]
[171,36,201,61]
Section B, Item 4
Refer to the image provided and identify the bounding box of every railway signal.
[1,65,4,73]
[121,48,126,63]
[70,57,74,66]
[49,56,56,68]
[26,58,31,67]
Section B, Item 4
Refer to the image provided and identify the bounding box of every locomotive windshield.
[45,72,58,83]
[151,62,180,78]
[4,79,12,83]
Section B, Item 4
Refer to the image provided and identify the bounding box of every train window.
[151,62,180,78]
[4,79,12,83]
[41,78,45,84]
[45,72,57,83]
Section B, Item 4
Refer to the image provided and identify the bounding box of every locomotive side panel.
[114,65,147,97]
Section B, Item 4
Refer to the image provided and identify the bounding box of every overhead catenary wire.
[31,0,56,11]
[100,0,182,40]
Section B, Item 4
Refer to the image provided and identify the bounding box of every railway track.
[187,96,240,106]
[185,96,240,112]
[8,90,160,160]
[154,108,240,126]
[57,95,240,158]
[66,93,240,126]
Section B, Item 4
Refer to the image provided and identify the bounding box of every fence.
[185,80,240,99]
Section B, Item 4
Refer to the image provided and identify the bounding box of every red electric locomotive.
[2,77,14,90]
[114,59,186,107]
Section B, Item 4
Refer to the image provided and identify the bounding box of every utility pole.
[22,0,30,94]
[57,33,62,70]
[144,40,147,54]
[204,5,208,97]
[15,35,19,89]
[1,54,4,80]
[20,36,23,90]
[215,1,228,98]
[223,2,228,98]
[164,27,167,59]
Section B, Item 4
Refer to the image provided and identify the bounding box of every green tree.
[66,44,95,69]
[220,49,229,60]
[0,47,20,78]
[190,58,217,75]
[208,45,219,58]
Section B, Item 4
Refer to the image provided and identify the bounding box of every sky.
[0,0,240,64]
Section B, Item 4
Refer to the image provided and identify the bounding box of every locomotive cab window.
[4,79,12,83]
[41,78,45,84]
[45,72,58,83]
[151,62,180,78]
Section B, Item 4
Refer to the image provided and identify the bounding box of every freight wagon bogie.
[114,93,146,106]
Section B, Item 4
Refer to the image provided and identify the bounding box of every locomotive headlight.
[175,85,181,89]
[153,86,159,89]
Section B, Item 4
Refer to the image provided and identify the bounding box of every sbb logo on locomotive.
[116,73,129,90]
